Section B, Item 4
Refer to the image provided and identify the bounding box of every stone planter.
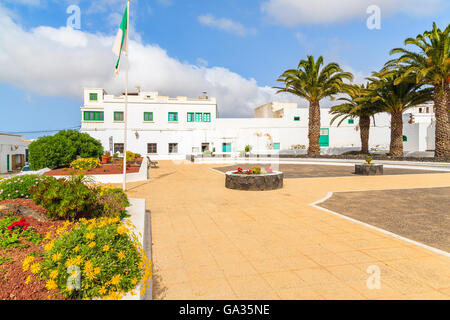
[225,171,284,191]
[355,164,383,176]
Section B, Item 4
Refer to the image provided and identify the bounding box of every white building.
[0,133,30,173]
[80,88,436,159]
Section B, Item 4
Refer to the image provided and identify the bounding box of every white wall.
[0,134,28,174]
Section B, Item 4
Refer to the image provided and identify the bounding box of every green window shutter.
[89,93,98,101]
[187,113,194,122]
[114,112,124,121]
[348,119,354,124]
[195,113,202,122]
[403,135,408,142]
[168,112,178,122]
[294,116,300,121]
[144,112,153,122]
[203,113,211,122]
[273,143,280,150]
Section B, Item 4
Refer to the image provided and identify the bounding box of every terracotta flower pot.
[101,155,112,164]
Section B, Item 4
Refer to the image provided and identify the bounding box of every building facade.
[0,133,29,174]
[80,88,436,159]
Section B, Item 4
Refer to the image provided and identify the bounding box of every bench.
[147,156,159,168]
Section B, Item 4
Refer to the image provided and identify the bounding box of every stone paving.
[125,161,450,300]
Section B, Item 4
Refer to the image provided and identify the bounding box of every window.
[222,143,231,153]
[147,143,157,154]
[273,143,281,150]
[83,111,104,121]
[203,113,211,122]
[144,112,153,122]
[348,118,355,124]
[114,112,124,122]
[114,143,124,154]
[195,113,203,122]
[89,93,98,101]
[294,116,301,121]
[168,112,178,122]
[187,112,194,122]
[169,143,178,154]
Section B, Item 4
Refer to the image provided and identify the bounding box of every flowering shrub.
[70,158,101,171]
[232,167,273,175]
[97,185,130,219]
[35,217,151,300]
[30,175,103,220]
[0,175,53,201]
[0,217,42,251]
[8,218,31,231]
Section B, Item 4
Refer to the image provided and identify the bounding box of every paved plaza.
[125,161,450,300]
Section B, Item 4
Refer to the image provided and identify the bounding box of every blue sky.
[0,0,449,138]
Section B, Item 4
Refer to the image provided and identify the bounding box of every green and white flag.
[112,5,128,77]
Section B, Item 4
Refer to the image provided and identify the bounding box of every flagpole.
[122,0,130,191]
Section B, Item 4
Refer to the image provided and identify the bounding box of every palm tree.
[386,22,450,158]
[274,56,353,156]
[367,72,433,157]
[329,84,382,154]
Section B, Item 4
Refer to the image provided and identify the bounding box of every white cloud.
[198,14,257,37]
[0,7,297,117]
[261,0,445,26]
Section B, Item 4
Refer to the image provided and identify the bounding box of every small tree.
[29,130,103,170]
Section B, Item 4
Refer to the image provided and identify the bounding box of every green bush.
[39,218,144,300]
[98,187,130,219]
[0,175,53,201]
[29,176,130,220]
[30,175,102,220]
[28,130,103,170]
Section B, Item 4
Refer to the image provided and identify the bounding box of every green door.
[222,143,231,153]
[319,128,329,147]
[6,155,10,171]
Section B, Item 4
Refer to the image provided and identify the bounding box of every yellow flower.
[73,246,80,253]
[103,245,110,252]
[84,284,89,289]
[44,241,54,251]
[86,272,96,281]
[86,233,95,240]
[88,242,96,248]
[131,278,138,285]
[93,267,101,275]
[65,257,75,268]
[46,279,57,290]
[30,262,41,274]
[117,225,128,235]
[84,260,93,271]
[49,270,58,279]
[22,256,35,271]
[117,251,126,260]
[25,276,31,285]
[74,256,83,265]
[52,252,62,262]
[111,274,121,285]
[99,287,107,295]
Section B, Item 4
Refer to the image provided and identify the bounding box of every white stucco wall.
[80,88,436,158]
[0,134,29,174]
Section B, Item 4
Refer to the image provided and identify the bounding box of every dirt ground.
[318,187,450,252]
[214,163,447,179]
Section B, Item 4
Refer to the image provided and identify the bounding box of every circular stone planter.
[225,171,284,191]
[355,164,384,176]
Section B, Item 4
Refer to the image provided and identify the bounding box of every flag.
[112,5,128,77]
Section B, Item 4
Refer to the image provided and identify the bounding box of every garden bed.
[44,163,141,176]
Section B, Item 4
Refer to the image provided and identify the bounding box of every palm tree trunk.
[389,111,404,157]
[434,84,450,158]
[359,115,370,154]
[308,100,321,156]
